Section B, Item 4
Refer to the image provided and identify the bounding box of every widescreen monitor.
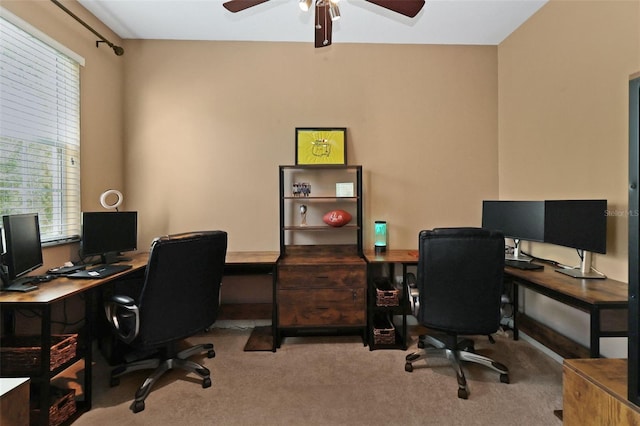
[482,201,545,261]
[81,211,137,264]
[2,213,43,281]
[544,200,607,255]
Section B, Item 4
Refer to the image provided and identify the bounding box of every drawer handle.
[315,276,329,279]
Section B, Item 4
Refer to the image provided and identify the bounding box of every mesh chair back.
[417,227,505,335]
[136,231,227,347]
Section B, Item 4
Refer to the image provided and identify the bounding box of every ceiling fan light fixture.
[329,3,341,21]
[299,0,313,11]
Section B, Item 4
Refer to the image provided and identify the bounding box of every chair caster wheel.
[405,362,413,372]
[500,373,510,384]
[203,377,212,388]
[131,400,145,413]
[458,388,468,399]
[110,377,120,387]
[207,349,215,358]
[405,352,420,362]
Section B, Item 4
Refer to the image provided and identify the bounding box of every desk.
[362,250,629,358]
[223,251,280,352]
[364,250,418,350]
[0,252,148,426]
[505,264,628,358]
[0,250,280,424]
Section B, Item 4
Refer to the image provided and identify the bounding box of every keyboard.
[48,264,87,275]
[505,260,543,270]
[68,264,132,279]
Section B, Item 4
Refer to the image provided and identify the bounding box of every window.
[0,10,84,244]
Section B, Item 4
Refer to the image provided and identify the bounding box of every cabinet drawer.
[278,265,365,289]
[278,288,366,327]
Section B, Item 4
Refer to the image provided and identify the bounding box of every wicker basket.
[30,387,76,426]
[0,334,78,375]
[374,278,400,307]
[372,314,396,345]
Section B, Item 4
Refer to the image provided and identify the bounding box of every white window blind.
[0,12,82,244]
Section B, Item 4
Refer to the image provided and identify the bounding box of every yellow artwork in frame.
[295,128,347,165]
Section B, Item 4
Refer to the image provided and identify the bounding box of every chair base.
[110,342,216,413]
[404,334,509,399]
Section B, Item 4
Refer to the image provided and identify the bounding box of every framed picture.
[295,127,347,165]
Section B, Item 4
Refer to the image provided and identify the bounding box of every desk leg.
[84,289,94,408]
[271,264,278,351]
[512,281,519,341]
[389,263,409,349]
[38,305,52,426]
[401,263,408,349]
[590,308,600,358]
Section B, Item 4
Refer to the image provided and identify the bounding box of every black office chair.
[404,227,509,399]
[104,231,227,413]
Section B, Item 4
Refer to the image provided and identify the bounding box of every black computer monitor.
[81,211,138,264]
[544,199,607,279]
[544,200,607,254]
[2,213,44,282]
[482,200,545,261]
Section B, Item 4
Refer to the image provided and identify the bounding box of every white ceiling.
[77,0,548,46]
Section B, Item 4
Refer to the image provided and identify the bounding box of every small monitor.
[2,213,44,281]
[482,201,545,261]
[81,211,137,264]
[544,200,607,254]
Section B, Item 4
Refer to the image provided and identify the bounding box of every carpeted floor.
[72,325,563,426]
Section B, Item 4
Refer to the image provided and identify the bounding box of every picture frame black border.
[295,127,347,165]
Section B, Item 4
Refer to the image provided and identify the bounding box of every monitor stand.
[4,276,38,292]
[505,239,532,262]
[101,252,132,265]
[555,250,606,280]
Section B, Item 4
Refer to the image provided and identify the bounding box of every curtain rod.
[50,0,124,56]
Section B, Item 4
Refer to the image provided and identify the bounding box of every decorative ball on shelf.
[322,210,352,227]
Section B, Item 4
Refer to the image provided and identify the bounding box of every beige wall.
[7,1,640,356]
[498,0,640,357]
[122,41,499,251]
[2,1,125,273]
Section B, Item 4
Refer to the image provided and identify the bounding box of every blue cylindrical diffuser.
[374,221,387,254]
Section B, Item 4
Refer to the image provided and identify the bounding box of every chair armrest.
[112,294,135,306]
[105,294,140,344]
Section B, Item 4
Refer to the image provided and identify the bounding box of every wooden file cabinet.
[278,260,366,328]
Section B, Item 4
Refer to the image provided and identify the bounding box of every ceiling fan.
[222,0,426,48]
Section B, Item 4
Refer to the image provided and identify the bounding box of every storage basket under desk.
[374,277,400,307]
[372,314,396,345]
[30,386,76,426]
[0,334,78,375]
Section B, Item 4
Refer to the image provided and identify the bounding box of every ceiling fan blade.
[364,0,425,18]
[314,4,332,48]
[223,0,270,13]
